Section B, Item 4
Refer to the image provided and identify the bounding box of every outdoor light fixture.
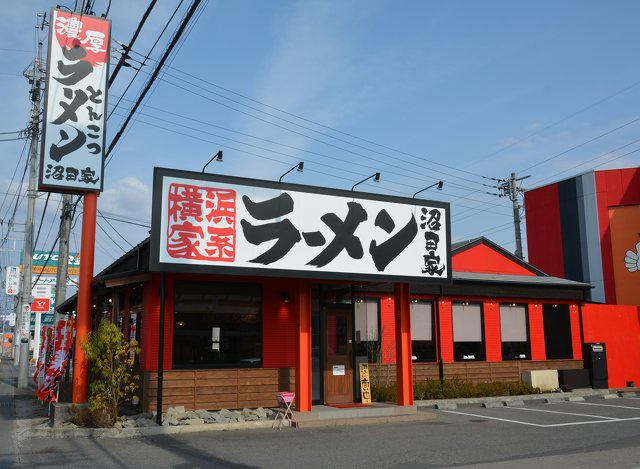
[351,172,380,191]
[412,180,444,198]
[278,161,304,182]
[281,292,290,303]
[202,150,223,173]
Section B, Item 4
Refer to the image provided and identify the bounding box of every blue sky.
[1,0,639,276]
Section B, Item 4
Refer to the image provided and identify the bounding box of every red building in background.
[524,167,640,305]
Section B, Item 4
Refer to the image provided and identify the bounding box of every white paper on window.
[410,302,432,341]
[500,305,528,342]
[452,303,482,342]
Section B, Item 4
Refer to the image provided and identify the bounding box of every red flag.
[35,318,75,402]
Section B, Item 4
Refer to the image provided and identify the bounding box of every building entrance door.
[323,306,353,404]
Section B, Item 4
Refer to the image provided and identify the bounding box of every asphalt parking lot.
[437,395,640,428]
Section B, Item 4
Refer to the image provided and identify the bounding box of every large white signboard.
[150,168,451,283]
[39,9,111,193]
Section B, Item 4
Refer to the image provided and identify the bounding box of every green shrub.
[374,378,540,402]
[82,318,140,426]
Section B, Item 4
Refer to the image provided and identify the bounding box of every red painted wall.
[380,297,396,364]
[582,304,640,388]
[594,168,640,304]
[262,280,297,368]
[483,301,502,361]
[528,303,546,360]
[438,300,454,362]
[524,183,565,277]
[452,244,537,276]
[140,273,173,371]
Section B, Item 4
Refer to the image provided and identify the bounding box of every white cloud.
[99,176,151,221]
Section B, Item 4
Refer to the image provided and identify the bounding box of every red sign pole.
[72,192,97,403]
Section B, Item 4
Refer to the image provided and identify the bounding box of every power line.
[518,116,640,173]
[97,209,135,248]
[107,0,183,121]
[104,0,202,165]
[120,49,493,187]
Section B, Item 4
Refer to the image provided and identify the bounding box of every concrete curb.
[416,388,611,408]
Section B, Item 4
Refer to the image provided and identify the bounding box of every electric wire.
[97,209,135,248]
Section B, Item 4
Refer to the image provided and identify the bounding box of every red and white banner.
[35,318,75,402]
[39,8,111,193]
[33,325,51,383]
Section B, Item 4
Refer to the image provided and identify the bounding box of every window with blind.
[452,302,485,361]
[411,301,436,362]
[354,299,380,362]
[500,304,530,360]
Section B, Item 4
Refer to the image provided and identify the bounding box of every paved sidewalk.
[0,359,49,468]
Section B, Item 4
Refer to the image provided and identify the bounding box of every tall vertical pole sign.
[39,9,110,403]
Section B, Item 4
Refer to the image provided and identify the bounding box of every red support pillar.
[394,283,413,406]
[295,279,312,411]
[72,192,97,404]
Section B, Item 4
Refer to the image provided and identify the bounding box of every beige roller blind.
[452,303,482,342]
[500,305,528,342]
[410,302,432,341]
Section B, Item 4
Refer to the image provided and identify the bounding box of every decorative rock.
[244,414,259,421]
[185,411,200,420]
[219,409,234,419]
[603,394,619,399]
[114,422,124,429]
[136,418,157,427]
[185,418,205,425]
[196,409,211,420]
[566,396,585,402]
[122,419,137,428]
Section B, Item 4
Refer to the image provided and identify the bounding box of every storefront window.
[452,302,485,361]
[500,304,530,360]
[411,301,436,362]
[542,303,572,359]
[354,299,379,362]
[173,282,262,368]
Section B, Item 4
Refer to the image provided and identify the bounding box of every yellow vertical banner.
[359,363,371,404]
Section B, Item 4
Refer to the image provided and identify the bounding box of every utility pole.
[497,172,530,260]
[15,40,43,388]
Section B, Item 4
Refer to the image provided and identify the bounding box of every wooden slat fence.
[142,368,294,412]
[369,359,583,385]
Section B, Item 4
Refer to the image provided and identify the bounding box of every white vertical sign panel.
[39,9,111,193]
[5,266,19,295]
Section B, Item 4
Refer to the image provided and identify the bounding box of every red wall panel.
[140,273,173,371]
[438,300,454,362]
[528,303,546,360]
[524,183,565,277]
[582,304,640,388]
[452,244,536,276]
[260,280,298,368]
[483,301,502,361]
[380,296,396,364]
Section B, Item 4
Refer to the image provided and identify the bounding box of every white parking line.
[440,410,640,428]
[441,410,545,427]
[505,407,617,420]
[568,401,640,411]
